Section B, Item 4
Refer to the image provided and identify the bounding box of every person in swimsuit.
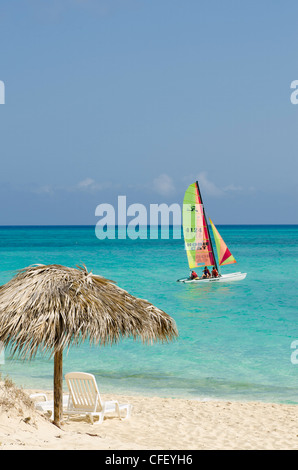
[202,266,211,278]
[190,270,198,279]
[212,266,219,277]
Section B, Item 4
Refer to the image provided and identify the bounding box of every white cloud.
[77,178,97,189]
[223,184,243,192]
[76,178,113,192]
[152,174,175,196]
[29,178,119,195]
[187,172,252,197]
[31,185,54,194]
[196,172,224,197]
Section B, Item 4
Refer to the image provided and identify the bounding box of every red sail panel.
[194,184,215,267]
[220,247,235,265]
[210,219,236,266]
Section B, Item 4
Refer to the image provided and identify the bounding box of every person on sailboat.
[212,266,219,278]
[202,266,210,279]
[190,270,199,280]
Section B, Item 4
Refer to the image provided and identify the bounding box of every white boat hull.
[177,272,247,283]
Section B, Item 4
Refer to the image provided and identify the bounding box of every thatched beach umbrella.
[0,264,178,426]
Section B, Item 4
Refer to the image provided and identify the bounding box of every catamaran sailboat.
[177,181,247,283]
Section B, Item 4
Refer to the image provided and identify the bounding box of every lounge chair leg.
[115,403,121,419]
[123,404,132,420]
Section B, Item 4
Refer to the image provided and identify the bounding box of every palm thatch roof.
[0,264,178,359]
[0,263,178,426]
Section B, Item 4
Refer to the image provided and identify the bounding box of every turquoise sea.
[0,225,298,404]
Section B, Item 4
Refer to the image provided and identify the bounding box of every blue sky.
[0,0,297,224]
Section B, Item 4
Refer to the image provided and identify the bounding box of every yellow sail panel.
[209,219,236,266]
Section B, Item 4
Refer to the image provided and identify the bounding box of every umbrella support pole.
[53,349,63,427]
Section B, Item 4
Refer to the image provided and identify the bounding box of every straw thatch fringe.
[0,264,178,359]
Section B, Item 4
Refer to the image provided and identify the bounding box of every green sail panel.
[183,183,215,269]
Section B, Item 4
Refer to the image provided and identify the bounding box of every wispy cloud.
[152,174,175,196]
[30,178,115,195]
[223,184,243,192]
[31,184,54,195]
[29,173,253,201]
[75,178,115,192]
[77,178,99,191]
[183,172,254,197]
[196,172,224,197]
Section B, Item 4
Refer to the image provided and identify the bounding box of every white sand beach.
[1,380,298,450]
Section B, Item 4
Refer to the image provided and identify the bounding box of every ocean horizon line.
[0,224,297,228]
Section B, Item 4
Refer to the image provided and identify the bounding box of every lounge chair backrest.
[65,372,103,413]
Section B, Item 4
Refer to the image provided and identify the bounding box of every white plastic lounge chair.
[30,393,69,417]
[64,372,132,424]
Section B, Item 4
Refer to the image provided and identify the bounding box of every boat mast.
[195,180,219,273]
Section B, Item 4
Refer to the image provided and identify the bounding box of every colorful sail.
[209,219,236,266]
[182,183,215,268]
